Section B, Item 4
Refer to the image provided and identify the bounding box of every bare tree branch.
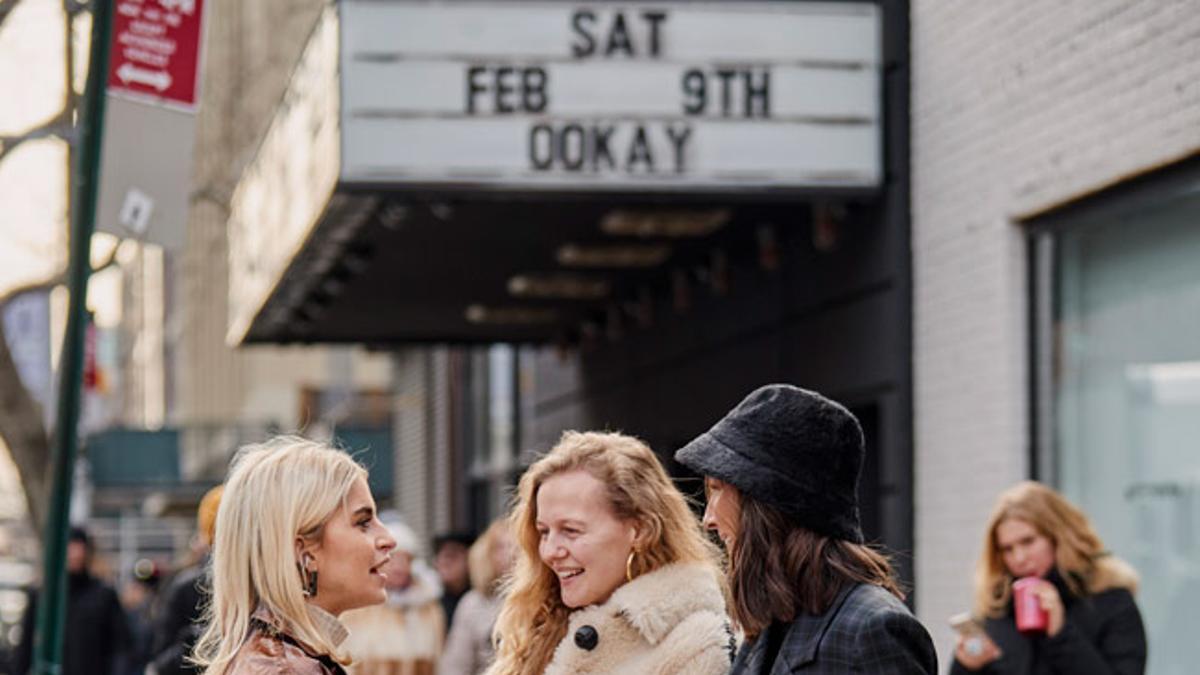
[0,0,24,33]
[0,0,79,161]
[0,115,74,163]
[0,244,122,533]
[0,329,51,534]
[0,245,121,311]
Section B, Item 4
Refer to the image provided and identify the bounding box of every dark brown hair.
[729,495,904,639]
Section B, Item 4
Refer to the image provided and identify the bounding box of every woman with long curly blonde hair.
[486,431,732,675]
[951,481,1146,674]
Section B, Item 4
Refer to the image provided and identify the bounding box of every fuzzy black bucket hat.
[675,384,865,543]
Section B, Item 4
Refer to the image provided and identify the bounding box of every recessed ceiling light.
[599,209,731,238]
[556,244,671,268]
[508,274,610,300]
[464,304,559,325]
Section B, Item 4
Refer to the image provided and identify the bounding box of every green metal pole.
[30,1,113,673]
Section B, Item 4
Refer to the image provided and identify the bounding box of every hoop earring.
[625,550,638,583]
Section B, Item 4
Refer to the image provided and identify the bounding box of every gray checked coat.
[731,583,937,675]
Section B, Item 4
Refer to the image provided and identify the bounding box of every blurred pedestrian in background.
[676,384,937,674]
[149,483,223,675]
[191,436,397,674]
[15,526,132,675]
[439,518,515,675]
[488,431,733,675]
[341,515,445,675]
[432,531,473,627]
[118,558,161,675]
[949,481,1146,675]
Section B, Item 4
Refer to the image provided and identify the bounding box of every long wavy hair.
[488,431,723,675]
[192,436,369,674]
[727,494,902,639]
[973,481,1139,618]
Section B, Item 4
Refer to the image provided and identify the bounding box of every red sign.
[83,321,100,391]
[107,0,204,110]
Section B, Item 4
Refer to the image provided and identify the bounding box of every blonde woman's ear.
[295,538,315,567]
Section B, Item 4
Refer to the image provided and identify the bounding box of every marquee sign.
[338,1,881,191]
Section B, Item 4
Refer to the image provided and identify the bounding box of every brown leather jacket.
[225,607,348,675]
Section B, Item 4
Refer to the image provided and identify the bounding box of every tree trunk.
[0,327,50,536]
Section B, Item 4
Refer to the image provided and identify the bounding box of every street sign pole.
[30,0,114,673]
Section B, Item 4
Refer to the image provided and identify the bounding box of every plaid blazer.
[731,583,937,675]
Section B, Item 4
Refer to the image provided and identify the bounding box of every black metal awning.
[232,190,864,346]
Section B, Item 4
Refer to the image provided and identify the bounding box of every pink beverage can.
[1012,577,1049,635]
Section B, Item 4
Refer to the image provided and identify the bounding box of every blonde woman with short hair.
[192,436,396,675]
[486,431,733,675]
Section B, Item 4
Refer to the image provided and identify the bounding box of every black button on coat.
[574,625,599,650]
[544,562,732,675]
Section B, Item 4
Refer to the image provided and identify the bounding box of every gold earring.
[625,550,637,582]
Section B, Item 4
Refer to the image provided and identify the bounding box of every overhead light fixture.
[508,274,610,300]
[429,202,454,222]
[324,194,378,245]
[319,275,347,297]
[465,304,559,325]
[341,244,374,275]
[298,295,329,321]
[377,201,409,230]
[599,209,731,238]
[556,243,671,268]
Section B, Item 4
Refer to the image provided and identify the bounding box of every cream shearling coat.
[543,561,734,675]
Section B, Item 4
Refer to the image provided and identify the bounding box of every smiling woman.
[190,436,397,675]
[487,431,733,675]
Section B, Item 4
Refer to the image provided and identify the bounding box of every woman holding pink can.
[950,481,1146,675]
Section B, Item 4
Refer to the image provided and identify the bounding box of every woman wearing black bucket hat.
[676,384,937,675]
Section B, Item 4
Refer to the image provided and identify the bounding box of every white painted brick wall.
[912,0,1200,663]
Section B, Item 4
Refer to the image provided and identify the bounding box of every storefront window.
[1036,179,1200,675]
